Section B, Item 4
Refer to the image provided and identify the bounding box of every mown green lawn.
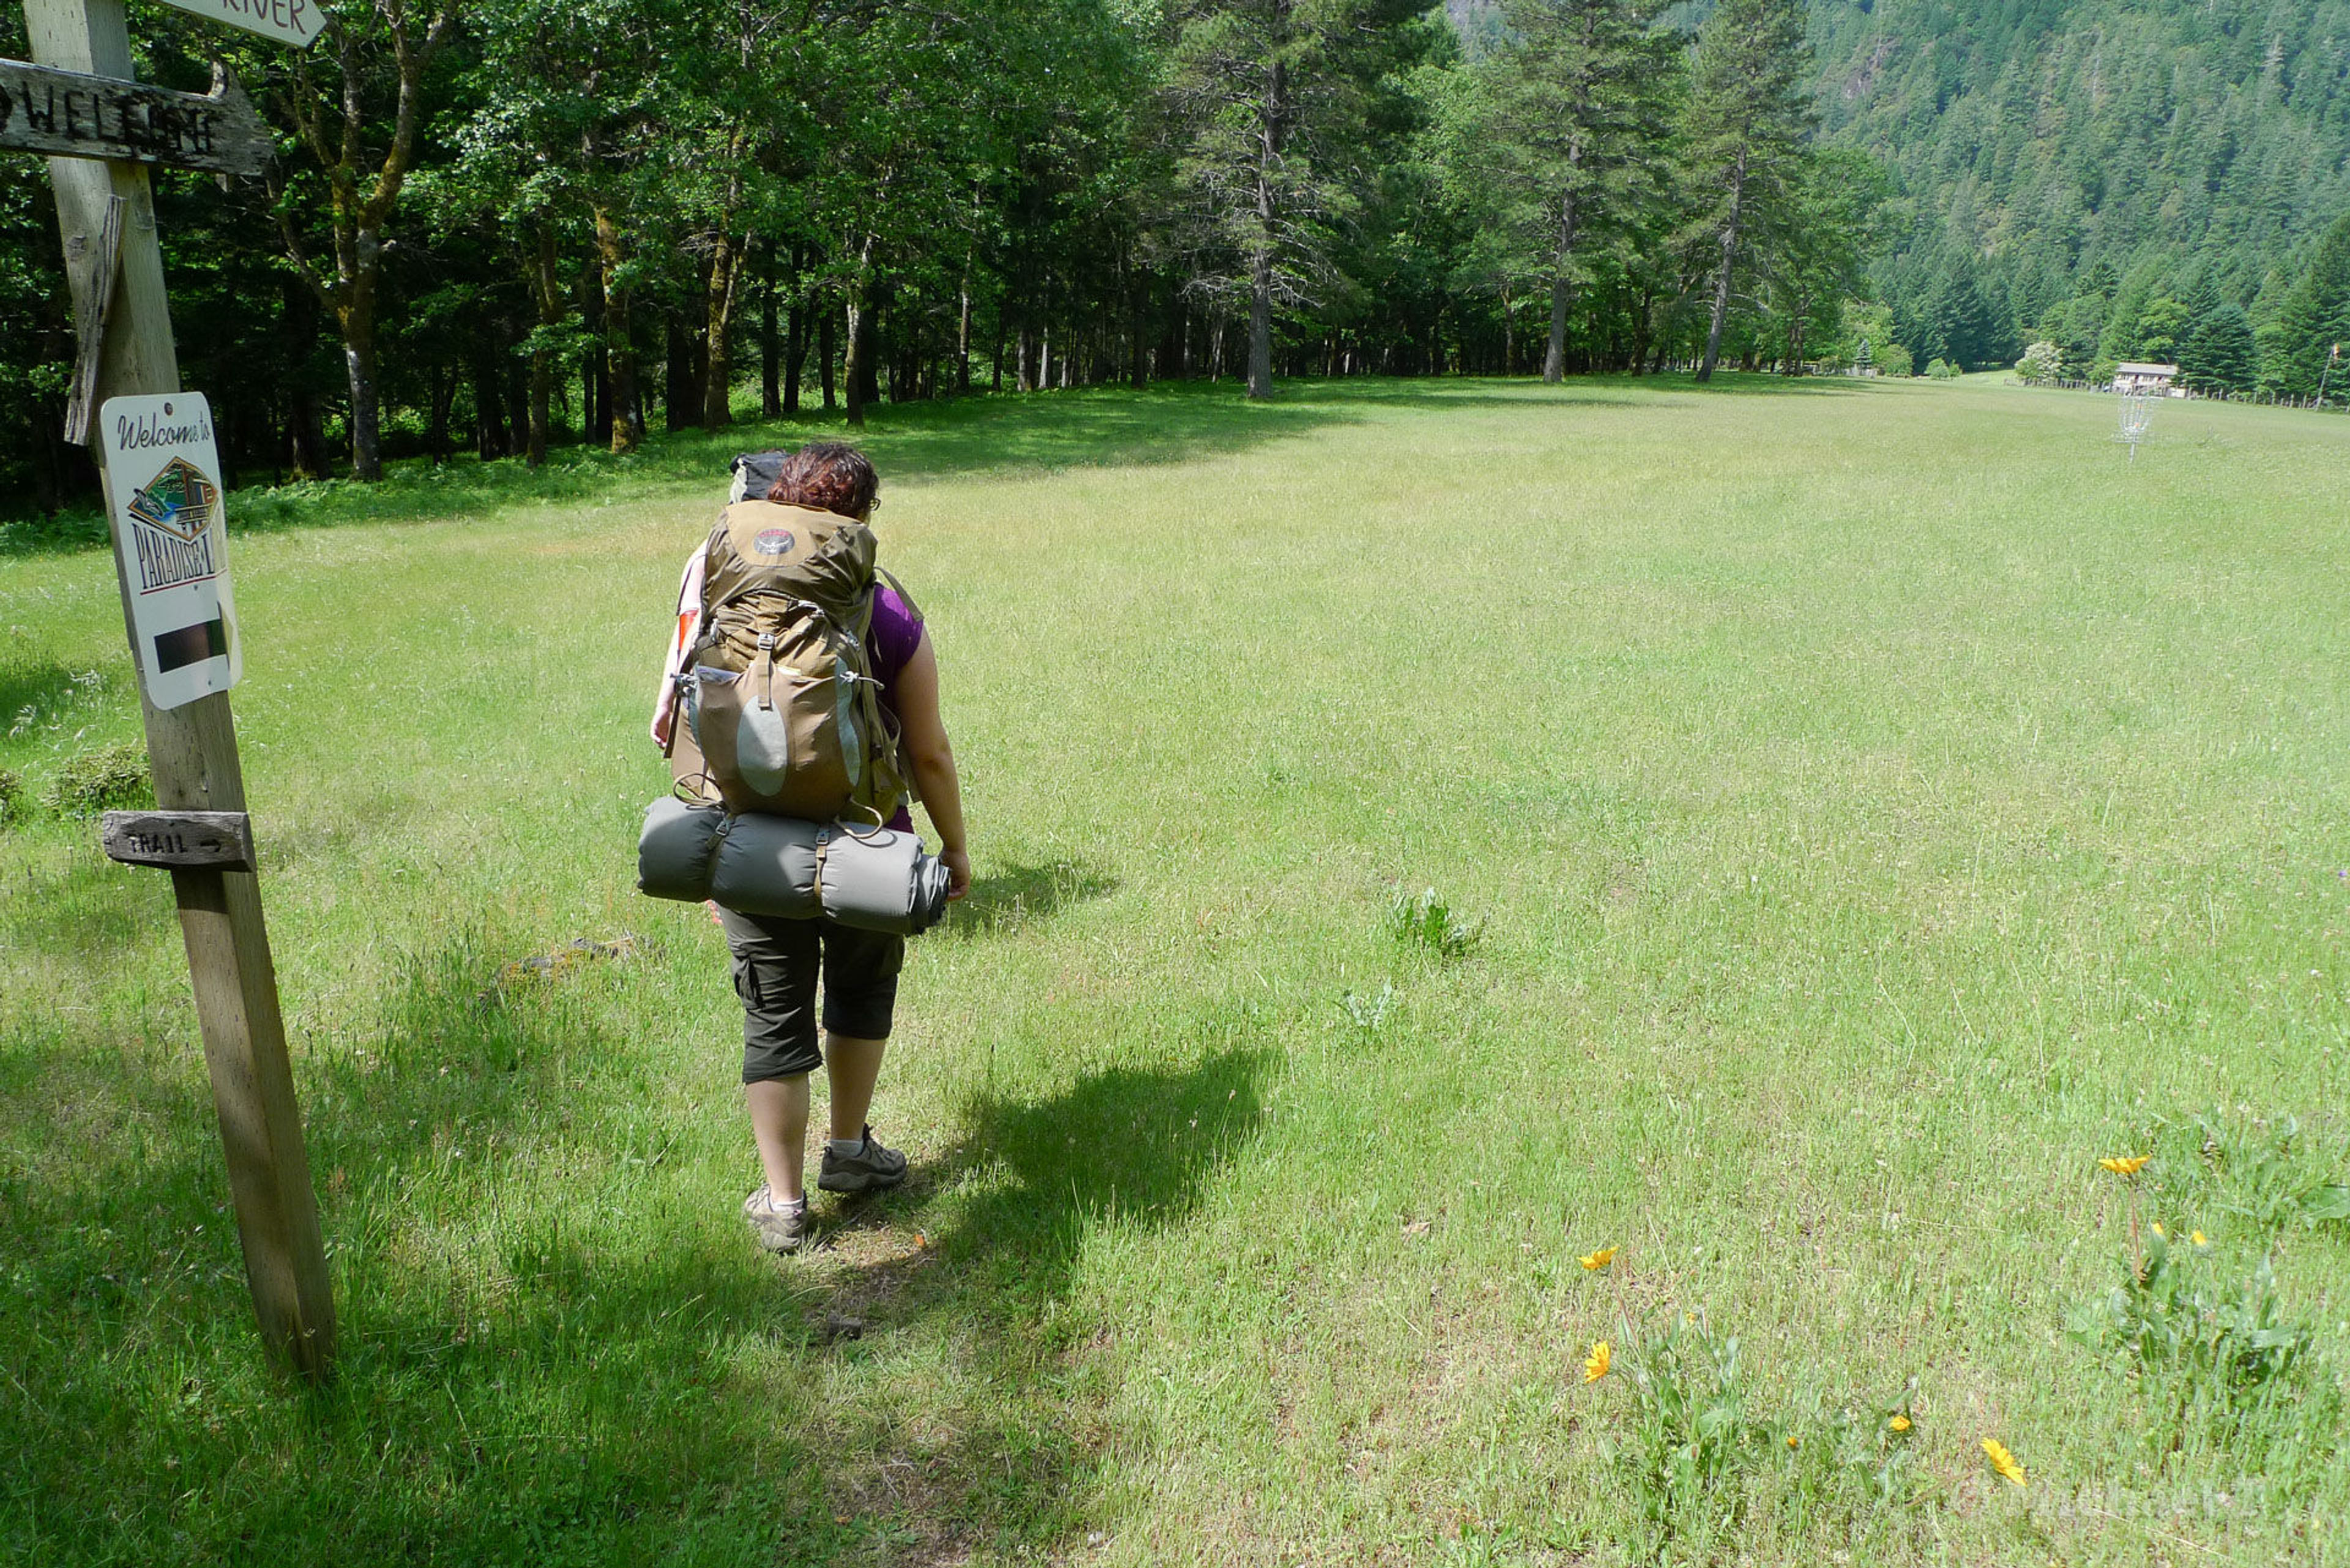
[4,373,2348,1566]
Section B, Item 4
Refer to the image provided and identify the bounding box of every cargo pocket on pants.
[730,954,762,1009]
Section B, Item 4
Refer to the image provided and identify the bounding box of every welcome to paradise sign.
[98,392,242,710]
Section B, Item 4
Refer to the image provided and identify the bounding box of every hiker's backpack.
[676,498,911,825]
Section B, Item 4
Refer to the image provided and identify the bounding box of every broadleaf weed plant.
[1611,1315,1780,1552]
[2068,1227,2341,1492]
[2162,1111,2350,1234]
[1337,980,1397,1036]
[1606,1314,1921,1560]
[1387,886,1483,960]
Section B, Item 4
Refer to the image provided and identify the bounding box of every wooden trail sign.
[153,0,324,48]
[0,56,271,176]
[21,0,335,1383]
[102,808,257,871]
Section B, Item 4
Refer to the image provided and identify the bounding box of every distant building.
[2113,362,2180,394]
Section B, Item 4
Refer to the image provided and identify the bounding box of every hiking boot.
[743,1184,807,1254]
[817,1126,908,1194]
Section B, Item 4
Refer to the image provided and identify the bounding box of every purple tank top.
[869,584,923,831]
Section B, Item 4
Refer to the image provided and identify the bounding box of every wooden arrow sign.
[151,0,327,50]
[0,58,271,177]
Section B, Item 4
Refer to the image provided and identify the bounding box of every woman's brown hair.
[766,441,879,519]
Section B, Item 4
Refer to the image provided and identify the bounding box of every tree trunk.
[471,336,507,460]
[1543,187,1580,385]
[703,230,743,428]
[666,313,701,431]
[957,272,974,393]
[1248,48,1286,401]
[595,206,639,453]
[583,258,608,443]
[527,220,561,468]
[820,306,837,411]
[505,318,529,456]
[1782,289,1810,374]
[852,281,881,410]
[761,239,782,418]
[1697,151,1746,384]
[284,280,329,479]
[785,275,807,417]
[341,302,383,481]
[843,289,868,428]
[425,361,453,464]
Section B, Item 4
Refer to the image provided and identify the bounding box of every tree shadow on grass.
[0,905,1270,1562]
[6,372,1889,563]
[0,922,847,1559]
[3,382,1373,561]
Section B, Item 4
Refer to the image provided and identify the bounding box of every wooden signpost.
[17,0,335,1381]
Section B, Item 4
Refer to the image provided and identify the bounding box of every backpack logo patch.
[753,528,796,557]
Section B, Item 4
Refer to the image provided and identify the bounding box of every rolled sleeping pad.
[637,794,727,902]
[709,810,824,920]
[636,797,952,936]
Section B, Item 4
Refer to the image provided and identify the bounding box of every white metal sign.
[97,392,242,710]
[149,0,326,49]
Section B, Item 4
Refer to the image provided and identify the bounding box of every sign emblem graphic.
[753,528,796,556]
[97,393,242,709]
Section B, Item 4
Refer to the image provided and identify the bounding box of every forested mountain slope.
[1808,0,2350,365]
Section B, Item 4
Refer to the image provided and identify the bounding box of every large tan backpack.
[671,500,910,824]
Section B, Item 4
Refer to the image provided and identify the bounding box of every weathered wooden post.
[12,0,336,1380]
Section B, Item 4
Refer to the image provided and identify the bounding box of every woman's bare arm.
[893,629,969,898]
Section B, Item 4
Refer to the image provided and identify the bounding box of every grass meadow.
[4,373,2348,1565]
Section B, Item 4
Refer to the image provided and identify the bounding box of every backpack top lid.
[728,450,789,504]
[703,500,876,624]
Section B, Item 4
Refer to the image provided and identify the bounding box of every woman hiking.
[649,441,971,1253]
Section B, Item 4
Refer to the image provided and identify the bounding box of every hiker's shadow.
[826,1047,1269,1308]
[937,856,1119,941]
[961,1047,1267,1288]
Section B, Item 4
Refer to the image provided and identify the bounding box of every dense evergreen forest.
[1809,0,2350,394]
[6,0,2349,514]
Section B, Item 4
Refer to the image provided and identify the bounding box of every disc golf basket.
[2115,386,2155,460]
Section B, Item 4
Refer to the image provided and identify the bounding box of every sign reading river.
[97,392,244,710]
[150,0,325,48]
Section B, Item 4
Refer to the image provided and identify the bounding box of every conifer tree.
[2262,212,2350,398]
[1457,0,1680,383]
[1166,0,1420,398]
[1682,0,1815,383]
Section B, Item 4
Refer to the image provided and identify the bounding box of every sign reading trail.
[0,56,270,176]
[152,0,326,48]
[97,392,244,710]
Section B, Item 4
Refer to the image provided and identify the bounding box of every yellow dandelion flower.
[1889,1414,1912,1433]
[1982,1438,2027,1487]
[1583,1341,1611,1384]
[1786,1435,1800,1450]
[1578,1247,1617,1272]
[2151,1222,2165,1238]
[2099,1155,2150,1176]
[2191,1230,2209,1247]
